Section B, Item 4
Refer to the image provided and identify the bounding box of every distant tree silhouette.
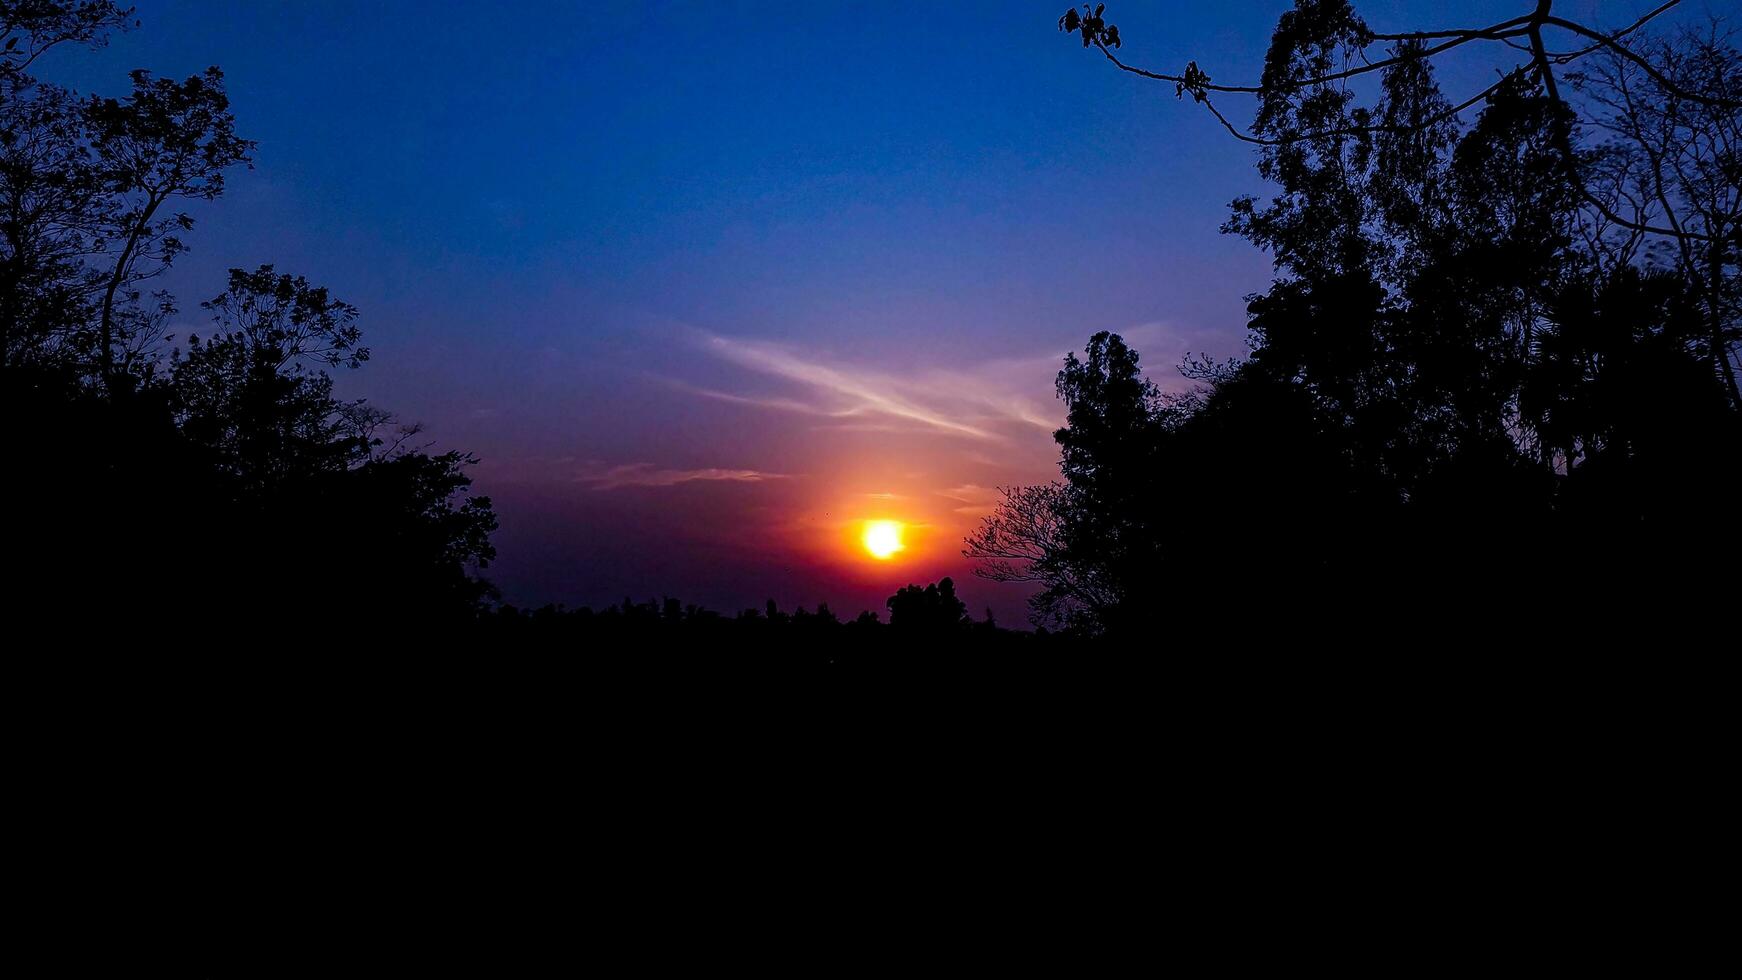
[483,584,1042,662]
[886,577,970,632]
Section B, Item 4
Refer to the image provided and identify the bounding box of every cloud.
[660,322,1239,455]
[701,334,1000,439]
[577,462,789,491]
[937,484,1001,517]
[682,333,1077,442]
[662,378,865,420]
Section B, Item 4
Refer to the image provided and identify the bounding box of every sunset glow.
[24,0,1718,645]
[862,520,906,560]
[68,1,1265,627]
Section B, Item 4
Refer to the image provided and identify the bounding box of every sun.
[862,520,905,560]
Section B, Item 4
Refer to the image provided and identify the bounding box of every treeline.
[486,577,1048,652]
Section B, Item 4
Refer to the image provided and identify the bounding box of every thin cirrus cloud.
[661,379,868,422]
[576,462,788,491]
[688,333,1064,442]
[937,484,1004,517]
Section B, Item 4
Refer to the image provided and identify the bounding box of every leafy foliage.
[1059,5,1118,50]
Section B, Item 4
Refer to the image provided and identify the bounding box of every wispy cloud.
[663,378,864,420]
[679,333,1074,442]
[577,462,789,491]
[937,484,1001,517]
[701,334,1000,439]
[660,322,1237,452]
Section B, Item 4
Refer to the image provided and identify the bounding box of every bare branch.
[1544,14,1742,108]
[1094,21,1528,98]
[1192,66,1529,147]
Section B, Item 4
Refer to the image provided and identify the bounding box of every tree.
[170,266,368,491]
[165,267,496,624]
[0,2,136,368]
[1061,1,1741,410]
[0,2,134,93]
[1572,25,1742,409]
[886,578,969,633]
[87,67,253,388]
[0,82,106,367]
[969,330,1384,636]
[0,14,251,386]
[964,483,1104,630]
[1,9,499,633]
[1062,2,1740,504]
[330,446,499,621]
[965,333,1169,634]
[964,3,1740,635]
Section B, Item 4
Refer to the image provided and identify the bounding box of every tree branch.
[1544,14,1742,108]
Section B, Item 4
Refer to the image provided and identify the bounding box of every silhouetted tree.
[1062,2,1740,412]
[886,577,970,633]
[170,267,367,490]
[0,2,133,93]
[1572,24,1742,410]
[87,67,252,388]
[964,334,1169,632]
[964,483,1085,627]
[1,8,497,633]
[0,40,251,380]
[970,2,1742,635]
[333,446,499,618]
[0,3,137,369]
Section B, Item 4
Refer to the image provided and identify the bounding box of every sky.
[39,0,1704,623]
